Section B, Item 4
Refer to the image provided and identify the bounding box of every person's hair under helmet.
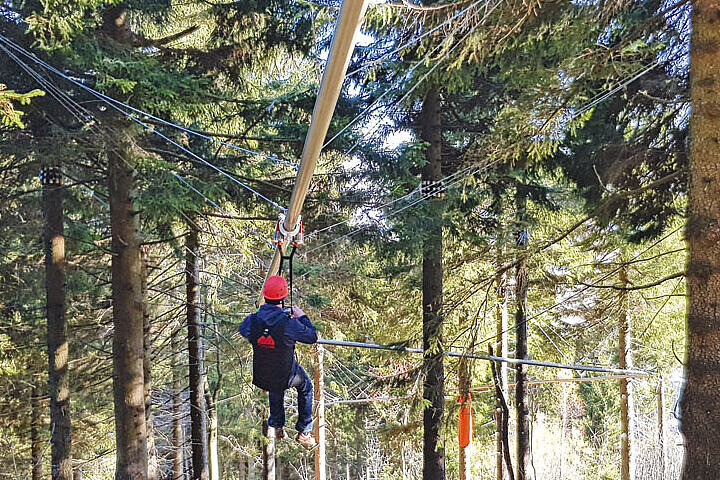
[263,276,288,305]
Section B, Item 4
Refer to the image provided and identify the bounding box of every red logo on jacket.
[258,329,275,349]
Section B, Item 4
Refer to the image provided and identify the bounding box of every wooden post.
[262,420,275,480]
[207,391,219,480]
[142,253,158,480]
[514,171,531,480]
[315,345,327,480]
[31,384,43,480]
[657,381,664,480]
[495,269,508,480]
[491,185,508,480]
[172,325,184,480]
[618,264,635,480]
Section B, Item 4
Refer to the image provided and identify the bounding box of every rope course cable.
[0,35,280,256]
[317,338,651,375]
[303,57,671,257]
[0,0,677,392]
[0,35,299,169]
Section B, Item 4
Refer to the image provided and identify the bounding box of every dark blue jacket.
[238,304,318,347]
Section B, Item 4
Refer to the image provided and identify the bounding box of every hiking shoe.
[275,427,287,440]
[295,432,317,448]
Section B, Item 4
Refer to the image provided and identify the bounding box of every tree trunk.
[657,381,665,480]
[142,253,158,480]
[618,264,634,480]
[186,219,209,480]
[495,251,508,480]
[420,85,445,480]
[31,385,43,480]
[314,345,327,480]
[172,327,184,480]
[109,137,148,480]
[681,2,720,479]
[514,175,531,480]
[206,385,219,480]
[262,421,275,480]
[458,359,470,480]
[42,167,73,480]
[354,406,366,480]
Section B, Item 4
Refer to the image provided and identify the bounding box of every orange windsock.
[458,394,473,448]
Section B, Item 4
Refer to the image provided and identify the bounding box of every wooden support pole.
[514,173,530,480]
[657,381,665,480]
[172,326,184,480]
[619,264,635,480]
[31,384,43,480]
[262,420,275,480]
[315,344,327,480]
[260,0,369,301]
[495,268,508,480]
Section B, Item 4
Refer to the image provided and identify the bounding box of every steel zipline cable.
[0,35,298,168]
[315,338,651,376]
[0,14,666,379]
[0,37,278,250]
[0,35,289,212]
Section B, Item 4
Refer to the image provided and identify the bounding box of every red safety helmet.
[263,276,288,301]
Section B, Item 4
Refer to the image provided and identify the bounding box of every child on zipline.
[238,275,318,448]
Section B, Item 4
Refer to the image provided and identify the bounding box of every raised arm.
[287,306,318,344]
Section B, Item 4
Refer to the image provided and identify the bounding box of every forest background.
[0,0,707,480]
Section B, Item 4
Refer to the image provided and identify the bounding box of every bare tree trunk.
[31,385,43,480]
[420,85,445,480]
[315,345,327,480]
[618,264,634,480]
[248,452,256,480]
[354,406,365,480]
[42,167,72,480]
[490,185,509,480]
[207,302,222,480]
[681,5,720,479]
[657,381,665,480]
[495,255,508,480]
[514,175,531,480]
[186,218,209,480]
[142,254,158,480]
[206,385,219,480]
[109,137,148,480]
[559,385,568,480]
[172,326,184,480]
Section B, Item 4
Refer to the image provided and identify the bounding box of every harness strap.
[277,245,297,308]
